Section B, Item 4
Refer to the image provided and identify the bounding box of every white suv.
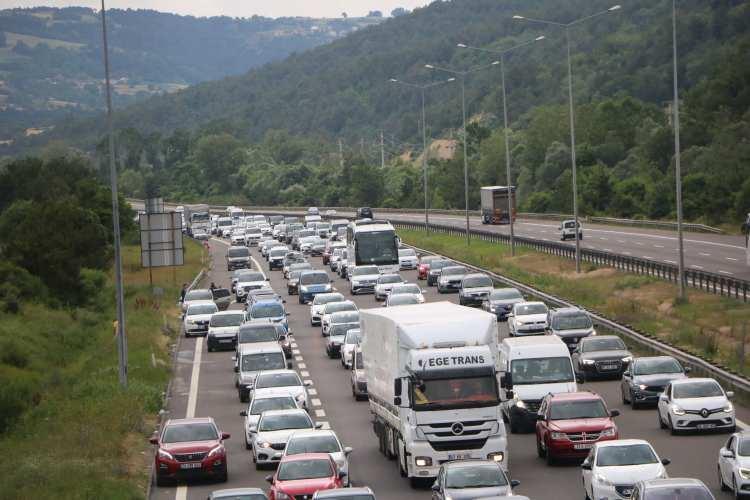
[560,219,583,240]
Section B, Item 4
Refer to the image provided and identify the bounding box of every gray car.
[431,460,519,500]
[313,487,375,499]
[458,273,494,306]
[631,478,714,500]
[208,487,268,500]
[621,356,689,408]
[547,307,596,352]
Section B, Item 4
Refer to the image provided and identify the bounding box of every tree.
[391,7,409,17]
[192,133,247,192]
[367,10,383,18]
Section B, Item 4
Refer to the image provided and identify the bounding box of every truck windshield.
[355,231,398,266]
[411,375,499,411]
[510,357,574,385]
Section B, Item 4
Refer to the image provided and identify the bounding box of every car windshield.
[582,337,626,352]
[463,277,493,288]
[286,434,341,454]
[399,249,416,257]
[378,275,402,284]
[238,326,279,343]
[564,221,579,228]
[355,231,398,266]
[256,373,300,389]
[300,272,329,285]
[238,272,265,282]
[313,294,344,305]
[185,290,212,301]
[325,302,356,314]
[290,263,312,271]
[550,400,608,420]
[187,304,217,315]
[596,444,658,467]
[344,331,362,344]
[241,352,285,371]
[389,295,419,306]
[515,303,547,315]
[442,266,467,276]
[641,486,713,500]
[412,376,499,410]
[445,464,507,488]
[352,266,379,276]
[510,357,575,385]
[259,413,311,432]
[490,289,523,300]
[270,248,288,257]
[277,459,332,481]
[673,381,724,399]
[430,260,452,271]
[331,312,359,324]
[250,396,297,415]
[634,358,683,376]
[251,303,284,318]
[228,248,250,258]
[355,353,364,369]
[552,313,592,330]
[329,323,359,337]
[214,494,266,500]
[162,422,218,443]
[210,314,244,327]
[391,284,421,295]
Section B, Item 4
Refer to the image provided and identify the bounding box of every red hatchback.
[266,453,344,500]
[535,391,619,464]
[417,255,440,280]
[150,417,230,486]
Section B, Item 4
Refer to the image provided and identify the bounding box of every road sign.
[139,212,184,268]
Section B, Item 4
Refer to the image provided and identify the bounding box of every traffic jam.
[156,204,744,500]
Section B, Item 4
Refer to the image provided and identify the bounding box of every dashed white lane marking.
[636,242,644,246]
[654,244,664,248]
[617,240,626,243]
[311,398,322,407]
[699,252,711,257]
[315,409,326,417]
[691,265,704,270]
[600,237,608,241]
[301,370,310,377]
[719,270,734,275]
[298,363,307,369]
[727,257,739,261]
[295,356,304,362]
[292,349,301,355]
[665,260,677,264]
[603,248,612,252]
[308,388,317,396]
[643,256,654,260]
[623,252,632,256]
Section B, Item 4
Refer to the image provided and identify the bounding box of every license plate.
[219,339,233,343]
[697,423,716,430]
[573,443,593,450]
[601,364,618,371]
[180,462,202,469]
[448,453,472,460]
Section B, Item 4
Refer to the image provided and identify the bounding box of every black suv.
[356,207,374,219]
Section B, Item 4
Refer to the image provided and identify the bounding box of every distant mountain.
[0,6,383,139]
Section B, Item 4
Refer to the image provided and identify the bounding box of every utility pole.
[101,0,127,388]
[338,138,344,170]
[380,130,385,168]
[672,0,686,300]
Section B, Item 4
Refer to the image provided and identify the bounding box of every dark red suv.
[535,391,619,464]
[150,417,230,486]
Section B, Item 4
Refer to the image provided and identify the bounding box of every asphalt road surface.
[150,236,750,500]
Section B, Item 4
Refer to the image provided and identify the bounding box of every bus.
[346,220,400,274]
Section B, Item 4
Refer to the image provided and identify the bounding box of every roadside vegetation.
[0,155,203,498]
[400,228,750,375]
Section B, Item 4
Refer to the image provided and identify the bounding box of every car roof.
[551,306,584,315]
[259,408,308,419]
[314,487,374,498]
[166,417,214,426]
[547,391,603,402]
[597,438,651,448]
[187,300,217,308]
[443,459,500,469]
[633,355,677,363]
[251,299,284,307]
[670,377,717,386]
[257,369,299,378]
[288,428,338,440]
[212,310,245,317]
[463,273,490,280]
[641,478,707,489]
[280,452,332,463]
[186,288,211,294]
[211,488,266,498]
[238,343,284,354]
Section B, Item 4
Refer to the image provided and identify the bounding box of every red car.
[417,255,440,280]
[266,453,344,500]
[535,391,619,464]
[150,417,230,486]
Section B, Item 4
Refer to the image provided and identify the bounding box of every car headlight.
[550,432,567,440]
[600,427,617,437]
[157,449,174,461]
[487,452,504,463]
[257,441,272,449]
[276,492,292,500]
[299,286,308,293]
[581,359,595,365]
[186,319,195,324]
[207,444,225,458]
[724,402,734,413]
[515,400,526,409]
[671,404,685,416]
[621,356,632,363]
[595,474,614,486]
[638,384,648,390]
[740,468,750,480]
[415,456,432,467]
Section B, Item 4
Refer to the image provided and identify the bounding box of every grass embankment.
[399,229,750,374]
[0,239,204,499]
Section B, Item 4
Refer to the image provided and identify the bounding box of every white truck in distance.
[183,204,210,237]
[360,302,507,486]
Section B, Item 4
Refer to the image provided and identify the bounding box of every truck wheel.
[509,415,520,434]
[385,427,396,460]
[397,438,408,478]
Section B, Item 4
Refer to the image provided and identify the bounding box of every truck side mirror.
[394,396,402,406]
[500,373,512,389]
[394,378,402,396]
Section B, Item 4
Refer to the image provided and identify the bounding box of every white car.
[253,369,311,411]
[246,228,263,246]
[320,301,358,335]
[508,301,549,337]
[374,274,405,301]
[281,430,353,486]
[181,288,213,313]
[326,322,358,359]
[206,310,246,351]
[241,392,300,449]
[235,271,270,302]
[582,439,669,500]
[183,301,218,337]
[387,283,425,303]
[348,265,381,295]
[310,292,346,326]
[398,248,419,269]
[657,378,735,434]
[560,219,583,240]
[323,310,359,337]
[251,409,319,468]
[230,229,246,246]
[340,328,362,369]
[718,431,750,498]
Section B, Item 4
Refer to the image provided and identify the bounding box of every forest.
[13,0,750,224]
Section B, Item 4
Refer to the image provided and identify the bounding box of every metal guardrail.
[393,221,749,303]
[405,241,750,403]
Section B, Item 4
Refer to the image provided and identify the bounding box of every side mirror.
[721,449,735,459]
[581,462,592,471]
[234,366,239,373]
[265,475,274,484]
[149,436,159,445]
[727,391,735,399]
[282,299,287,304]
[500,373,512,389]
[510,479,521,488]
[249,426,257,434]
[304,380,313,386]
[315,422,323,429]
[684,366,692,373]
[576,373,584,384]
[535,413,545,421]
[287,361,293,369]
[431,483,440,492]
[661,458,671,466]
[610,409,620,418]
[394,378,402,396]
[344,446,353,455]
[338,471,347,479]
[240,410,248,417]
[266,277,271,281]
[286,312,291,316]
[221,432,230,440]
[505,390,514,400]
[394,396,402,406]
[330,279,335,283]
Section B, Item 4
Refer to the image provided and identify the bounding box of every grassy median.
[0,239,204,499]
[399,228,750,375]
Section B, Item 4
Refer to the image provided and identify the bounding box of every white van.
[498,336,578,433]
[305,214,322,227]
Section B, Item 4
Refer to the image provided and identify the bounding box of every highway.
[151,235,750,500]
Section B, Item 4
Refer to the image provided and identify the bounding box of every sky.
[0,0,433,18]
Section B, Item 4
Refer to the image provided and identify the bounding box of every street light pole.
[672,0,686,300]
[457,36,545,256]
[425,61,500,246]
[100,0,127,388]
[514,5,621,272]
[389,77,455,231]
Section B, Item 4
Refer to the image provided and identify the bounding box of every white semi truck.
[184,204,211,237]
[360,302,507,486]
